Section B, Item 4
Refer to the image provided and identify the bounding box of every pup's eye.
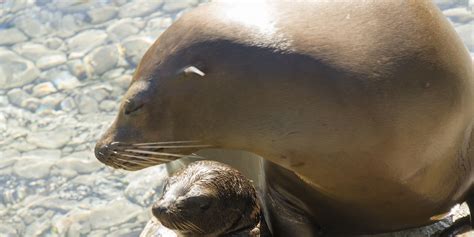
[124,99,144,115]
[186,196,211,210]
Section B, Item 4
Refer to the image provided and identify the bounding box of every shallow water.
[0,0,472,236]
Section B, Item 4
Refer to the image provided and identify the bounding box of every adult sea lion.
[149,160,263,237]
[95,0,474,235]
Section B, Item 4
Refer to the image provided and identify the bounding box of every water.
[0,0,472,236]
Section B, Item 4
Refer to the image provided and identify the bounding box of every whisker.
[132,140,201,146]
[123,155,177,163]
[115,152,186,164]
[187,221,203,233]
[118,153,173,162]
[112,161,130,170]
[129,144,214,149]
[124,149,199,158]
[114,156,158,165]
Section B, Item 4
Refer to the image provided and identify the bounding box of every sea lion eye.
[186,196,212,210]
[124,99,144,115]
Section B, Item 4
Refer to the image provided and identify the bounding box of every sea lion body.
[151,160,261,237]
[96,0,474,235]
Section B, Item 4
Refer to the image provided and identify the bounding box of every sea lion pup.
[150,160,264,237]
[95,0,474,235]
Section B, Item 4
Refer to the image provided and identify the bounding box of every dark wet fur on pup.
[152,160,269,237]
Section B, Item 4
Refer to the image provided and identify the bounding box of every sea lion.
[95,0,474,235]
[146,160,262,237]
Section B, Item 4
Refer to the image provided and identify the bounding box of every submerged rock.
[84,45,121,75]
[75,95,99,114]
[0,49,39,89]
[52,71,81,91]
[14,15,51,38]
[121,37,153,66]
[106,19,142,41]
[36,54,67,69]
[86,6,118,24]
[124,165,167,207]
[32,82,57,97]
[118,0,163,18]
[26,127,72,149]
[162,0,199,13]
[0,28,28,46]
[67,30,108,58]
[13,158,55,179]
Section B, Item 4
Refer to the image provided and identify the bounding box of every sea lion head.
[95,2,293,170]
[151,160,260,235]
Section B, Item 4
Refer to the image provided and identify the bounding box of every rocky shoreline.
[0,0,472,236]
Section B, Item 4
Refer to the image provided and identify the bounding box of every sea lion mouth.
[95,141,213,170]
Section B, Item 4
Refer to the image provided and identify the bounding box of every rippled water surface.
[0,0,472,236]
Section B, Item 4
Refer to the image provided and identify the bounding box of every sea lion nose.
[152,204,168,217]
[94,143,110,163]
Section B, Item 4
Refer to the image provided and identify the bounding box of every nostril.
[94,144,109,162]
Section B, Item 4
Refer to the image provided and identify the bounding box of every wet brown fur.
[152,160,260,236]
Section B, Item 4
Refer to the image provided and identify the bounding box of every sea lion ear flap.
[178,66,206,79]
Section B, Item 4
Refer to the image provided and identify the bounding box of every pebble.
[52,0,91,12]
[64,151,95,160]
[22,149,62,160]
[45,37,64,50]
[106,19,141,41]
[0,49,40,89]
[60,96,77,112]
[36,54,67,69]
[162,0,198,13]
[13,43,55,61]
[55,14,85,39]
[88,87,111,102]
[2,0,32,13]
[14,14,50,38]
[26,127,73,149]
[24,212,53,237]
[55,158,101,174]
[84,45,121,75]
[66,59,88,80]
[100,100,117,112]
[37,93,66,113]
[51,167,79,178]
[7,88,33,108]
[0,223,18,237]
[435,0,457,10]
[86,6,118,24]
[0,95,8,107]
[119,0,164,18]
[75,94,100,114]
[444,7,474,23]
[13,158,55,179]
[455,24,474,51]
[103,68,125,80]
[32,82,57,97]
[54,199,143,233]
[0,28,28,46]
[113,75,133,89]
[144,17,172,39]
[67,30,108,58]
[52,71,81,90]
[121,37,153,66]
[124,165,167,207]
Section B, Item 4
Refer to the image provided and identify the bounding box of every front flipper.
[262,161,324,237]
